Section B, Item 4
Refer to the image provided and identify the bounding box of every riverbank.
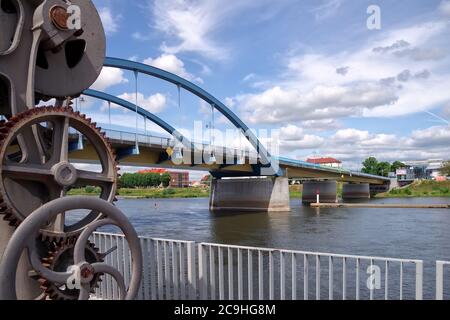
[68,181,450,199]
[69,187,210,199]
[377,180,450,198]
[69,185,307,199]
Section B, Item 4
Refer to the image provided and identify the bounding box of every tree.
[161,173,171,188]
[376,162,392,177]
[391,161,406,172]
[362,157,379,175]
[441,161,450,177]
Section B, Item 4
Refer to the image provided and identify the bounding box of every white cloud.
[151,0,280,60]
[310,0,343,21]
[333,129,370,142]
[230,15,450,125]
[144,54,203,83]
[301,119,341,131]
[439,0,450,16]
[281,125,450,168]
[236,83,398,124]
[117,92,167,113]
[132,32,151,41]
[91,67,128,91]
[152,0,229,59]
[243,73,256,82]
[279,125,305,141]
[98,7,120,35]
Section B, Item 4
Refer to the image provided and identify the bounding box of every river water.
[112,197,450,299]
[116,197,450,262]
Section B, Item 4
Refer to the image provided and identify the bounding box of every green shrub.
[162,188,176,196]
[85,186,95,194]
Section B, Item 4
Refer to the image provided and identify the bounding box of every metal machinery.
[0,0,142,300]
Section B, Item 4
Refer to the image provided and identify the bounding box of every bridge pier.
[370,182,392,197]
[210,177,291,212]
[342,183,371,200]
[302,181,338,204]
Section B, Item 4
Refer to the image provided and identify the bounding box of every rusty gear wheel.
[37,239,104,300]
[0,106,119,240]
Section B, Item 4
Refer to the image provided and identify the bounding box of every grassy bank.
[68,187,210,199]
[71,186,308,199]
[377,180,450,198]
[69,181,450,200]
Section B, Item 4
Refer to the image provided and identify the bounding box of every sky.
[81,0,450,177]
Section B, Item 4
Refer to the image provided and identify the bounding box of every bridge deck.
[67,129,389,185]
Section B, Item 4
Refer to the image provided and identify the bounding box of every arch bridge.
[69,57,391,211]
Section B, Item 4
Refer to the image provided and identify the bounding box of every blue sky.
[82,0,450,172]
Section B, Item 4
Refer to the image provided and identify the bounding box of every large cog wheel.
[0,106,119,240]
[37,239,104,300]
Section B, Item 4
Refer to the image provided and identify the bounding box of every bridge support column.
[210,177,291,212]
[342,183,370,200]
[370,182,392,197]
[302,181,337,204]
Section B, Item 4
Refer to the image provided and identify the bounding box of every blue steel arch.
[103,57,278,176]
[83,89,192,149]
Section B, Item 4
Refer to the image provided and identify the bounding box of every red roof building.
[137,169,190,188]
[307,157,342,168]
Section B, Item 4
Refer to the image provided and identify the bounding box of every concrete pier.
[210,177,291,212]
[342,183,371,200]
[302,181,337,204]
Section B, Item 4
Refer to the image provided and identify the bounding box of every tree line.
[361,157,405,177]
[119,172,172,188]
[362,157,450,177]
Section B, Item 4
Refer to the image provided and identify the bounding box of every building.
[138,169,190,188]
[396,167,416,182]
[402,159,445,180]
[306,157,342,168]
[168,171,190,188]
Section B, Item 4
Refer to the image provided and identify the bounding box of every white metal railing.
[90,233,432,300]
[436,261,450,300]
[198,243,423,301]
[91,233,197,300]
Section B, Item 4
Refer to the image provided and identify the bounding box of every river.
[115,197,450,263]
[98,197,450,299]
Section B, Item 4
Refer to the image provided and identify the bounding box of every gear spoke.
[77,169,115,184]
[100,245,118,258]
[1,164,53,181]
[51,116,70,164]
[16,126,46,164]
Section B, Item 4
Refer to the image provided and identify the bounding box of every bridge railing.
[102,128,261,161]
[91,232,428,300]
[436,261,450,300]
